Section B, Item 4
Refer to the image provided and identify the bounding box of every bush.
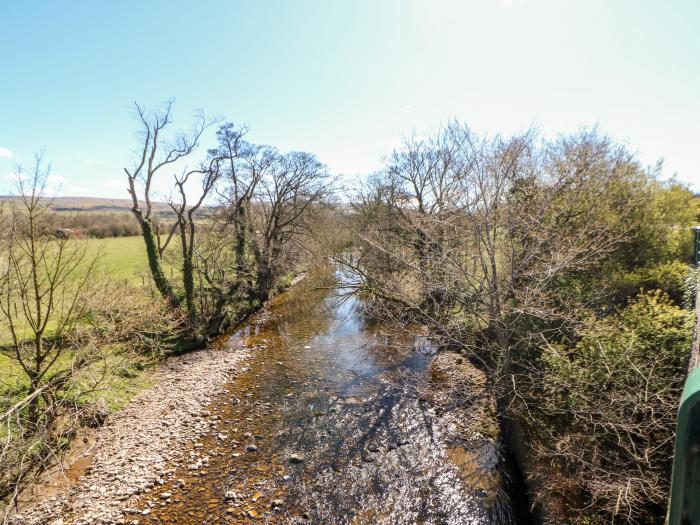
[79,280,183,356]
[47,211,178,239]
[614,260,691,305]
[683,265,700,309]
[532,290,693,523]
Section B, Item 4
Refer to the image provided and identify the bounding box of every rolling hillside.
[0,195,173,213]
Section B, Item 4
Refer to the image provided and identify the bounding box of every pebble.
[6,345,250,525]
[289,453,305,463]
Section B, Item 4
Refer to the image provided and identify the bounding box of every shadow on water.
[139,272,526,524]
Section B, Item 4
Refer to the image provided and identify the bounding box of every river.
[137,271,521,524]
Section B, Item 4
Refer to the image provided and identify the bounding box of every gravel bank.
[8,340,250,525]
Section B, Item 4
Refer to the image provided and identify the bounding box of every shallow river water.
[138,274,521,524]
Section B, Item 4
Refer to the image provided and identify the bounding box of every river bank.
[130,275,518,524]
[7,339,250,525]
[8,273,520,524]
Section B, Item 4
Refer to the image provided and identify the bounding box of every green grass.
[85,236,180,285]
[0,234,180,414]
[0,342,158,427]
[0,236,180,341]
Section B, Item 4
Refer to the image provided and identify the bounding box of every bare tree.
[168,157,222,323]
[343,123,685,522]
[0,155,102,514]
[207,123,333,297]
[0,155,98,426]
[208,123,264,281]
[188,136,332,334]
[344,124,633,399]
[124,101,213,307]
[249,150,331,299]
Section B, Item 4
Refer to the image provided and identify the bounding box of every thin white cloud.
[3,171,26,182]
[103,179,125,189]
[67,186,90,195]
[47,174,67,184]
[0,148,12,159]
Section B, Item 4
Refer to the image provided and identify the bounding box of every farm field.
[0,235,180,415]
[85,236,180,284]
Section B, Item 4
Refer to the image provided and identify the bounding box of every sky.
[0,0,699,200]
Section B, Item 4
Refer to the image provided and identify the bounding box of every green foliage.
[272,272,296,294]
[612,179,698,270]
[572,177,697,313]
[544,290,691,396]
[519,174,697,522]
[613,260,692,305]
[537,290,693,521]
[683,265,700,309]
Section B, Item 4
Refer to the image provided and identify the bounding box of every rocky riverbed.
[8,273,523,525]
[7,340,250,525]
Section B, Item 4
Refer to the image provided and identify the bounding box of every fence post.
[668,367,700,524]
[668,227,700,524]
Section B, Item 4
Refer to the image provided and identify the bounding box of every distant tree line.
[45,211,166,238]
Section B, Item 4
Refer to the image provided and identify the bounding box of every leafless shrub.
[0,155,105,517]
[0,157,182,520]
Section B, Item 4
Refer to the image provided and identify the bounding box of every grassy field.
[0,234,180,411]
[0,236,180,341]
[86,236,180,284]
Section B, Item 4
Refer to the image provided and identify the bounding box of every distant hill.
[0,196,173,214]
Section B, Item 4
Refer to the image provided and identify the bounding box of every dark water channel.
[139,274,521,524]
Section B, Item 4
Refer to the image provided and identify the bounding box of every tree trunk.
[27,379,40,430]
[140,219,179,307]
[182,253,195,322]
[256,263,273,302]
[234,208,248,278]
[235,227,247,274]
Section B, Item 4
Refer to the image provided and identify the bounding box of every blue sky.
[0,0,698,199]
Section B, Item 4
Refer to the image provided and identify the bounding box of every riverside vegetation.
[0,102,338,521]
[1,104,697,524]
[339,122,698,523]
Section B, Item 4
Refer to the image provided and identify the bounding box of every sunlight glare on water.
[139,271,517,524]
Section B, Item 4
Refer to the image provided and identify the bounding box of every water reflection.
[139,272,517,524]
